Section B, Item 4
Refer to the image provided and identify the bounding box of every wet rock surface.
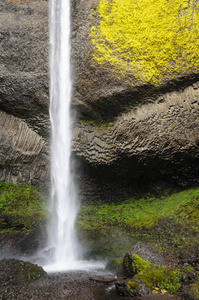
[0,227,47,258]
[115,279,152,297]
[0,260,115,300]
[0,258,182,300]
[0,243,197,299]
[0,259,46,287]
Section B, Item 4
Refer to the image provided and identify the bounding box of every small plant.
[182,265,194,272]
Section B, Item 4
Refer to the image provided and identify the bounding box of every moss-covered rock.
[123,253,151,278]
[0,259,46,286]
[115,279,141,297]
[115,252,182,296]
[134,265,182,294]
[117,252,182,296]
[127,280,139,296]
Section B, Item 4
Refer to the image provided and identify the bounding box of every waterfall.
[46,0,80,271]
[44,0,105,273]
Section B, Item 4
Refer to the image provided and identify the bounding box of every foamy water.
[44,260,105,273]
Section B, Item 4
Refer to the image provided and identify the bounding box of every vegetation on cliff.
[0,183,198,297]
[90,0,199,85]
[0,183,46,234]
[77,188,199,257]
[1,182,198,261]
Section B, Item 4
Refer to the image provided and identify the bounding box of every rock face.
[0,110,49,186]
[72,80,199,202]
[0,0,49,187]
[0,0,199,198]
[71,0,199,201]
[71,0,199,117]
[0,227,47,258]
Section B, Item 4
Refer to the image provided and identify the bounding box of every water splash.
[47,0,80,271]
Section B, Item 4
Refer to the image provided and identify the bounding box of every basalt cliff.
[0,0,199,201]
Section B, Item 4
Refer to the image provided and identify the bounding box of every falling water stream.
[46,0,80,271]
[45,0,104,272]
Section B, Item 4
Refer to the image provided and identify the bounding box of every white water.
[47,0,80,271]
[45,0,105,273]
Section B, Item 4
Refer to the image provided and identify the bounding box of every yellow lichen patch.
[6,0,21,2]
[89,0,199,85]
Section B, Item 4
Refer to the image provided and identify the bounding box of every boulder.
[115,279,151,297]
[0,258,46,286]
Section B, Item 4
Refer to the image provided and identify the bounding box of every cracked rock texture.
[72,0,199,201]
[0,110,49,186]
[0,0,49,188]
[0,0,199,199]
[73,82,199,202]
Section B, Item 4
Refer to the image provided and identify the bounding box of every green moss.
[127,281,138,295]
[79,118,115,130]
[90,0,199,85]
[77,226,135,257]
[192,277,199,299]
[131,254,151,273]
[78,188,199,233]
[0,182,47,233]
[135,265,182,293]
[77,188,199,257]
[123,253,152,277]
[123,253,182,294]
